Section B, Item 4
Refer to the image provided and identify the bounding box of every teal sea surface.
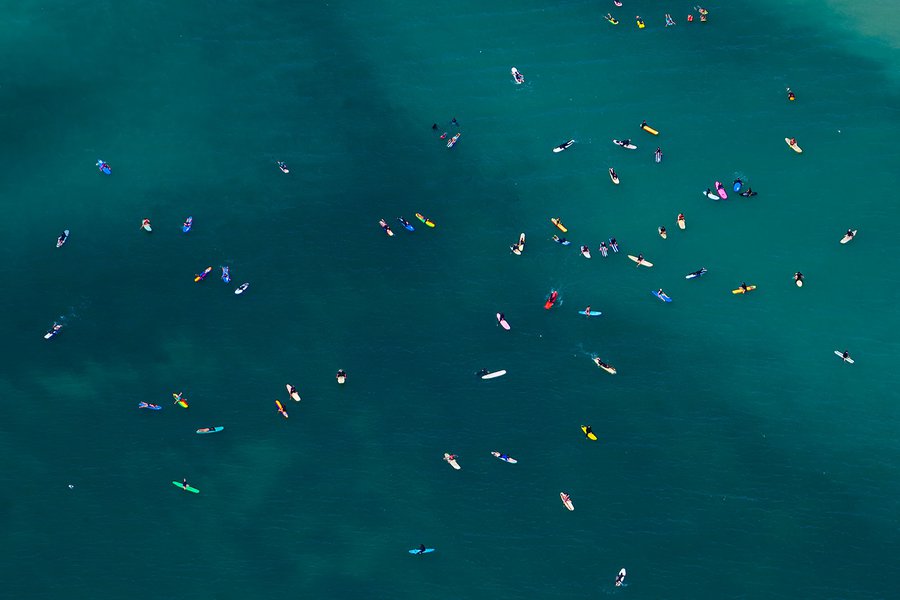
[2,1,900,598]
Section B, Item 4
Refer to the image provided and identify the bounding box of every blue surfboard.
[409,548,436,555]
[652,290,672,302]
[96,159,111,175]
[397,218,415,232]
[183,216,193,233]
[733,179,743,192]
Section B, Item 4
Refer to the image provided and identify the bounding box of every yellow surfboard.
[731,285,757,294]
[641,124,659,135]
[551,218,568,233]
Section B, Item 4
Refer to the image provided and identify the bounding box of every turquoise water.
[2,1,900,598]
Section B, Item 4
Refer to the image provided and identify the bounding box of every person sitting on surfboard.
[794,272,804,283]
[288,384,298,396]
[336,369,347,381]
[439,132,447,139]
[787,88,795,101]
[181,478,189,491]
[417,544,427,555]
[740,187,755,196]
[584,305,592,316]
[740,282,749,292]
[789,138,797,146]
[845,229,855,239]
[842,350,851,361]
[584,425,594,438]
[636,253,644,265]
[659,226,666,236]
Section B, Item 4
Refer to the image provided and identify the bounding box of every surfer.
[497,312,506,324]
[659,226,667,236]
[616,569,627,586]
[584,305,592,317]
[619,138,632,147]
[553,235,570,245]
[599,241,608,256]
[787,88,795,101]
[609,237,618,249]
[439,132,447,139]
[583,425,594,438]
[655,146,662,160]
[417,544,427,555]
[476,368,489,378]
[794,272,804,283]
[336,369,347,382]
[689,268,706,278]
[845,228,855,240]
[451,117,458,127]
[173,392,183,404]
[641,120,647,128]
[636,253,644,266]
[665,13,675,26]
[181,478,189,491]
[740,187,756,197]
[740,282,749,292]
[288,384,298,396]
[609,167,618,180]
[789,137,797,146]
[841,350,851,362]
[705,187,713,197]
[432,123,438,130]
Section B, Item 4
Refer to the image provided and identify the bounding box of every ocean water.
[2,1,900,598]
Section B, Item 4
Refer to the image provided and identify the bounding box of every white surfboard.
[517,232,525,252]
[677,216,685,230]
[834,351,854,364]
[235,283,249,294]
[840,230,857,244]
[704,191,719,200]
[627,254,653,267]
[580,246,591,258]
[481,370,507,380]
[443,453,461,470]
[491,451,518,464]
[560,492,575,511]
[612,139,637,149]
[286,384,301,402]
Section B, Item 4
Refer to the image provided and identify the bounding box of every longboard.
[481,370,506,380]
[172,481,200,494]
[286,384,301,402]
[491,451,518,464]
[609,168,619,184]
[550,218,567,232]
[581,426,598,441]
[840,230,857,244]
[652,290,672,302]
[834,350,855,364]
[415,213,436,227]
[593,357,617,374]
[409,548,436,555]
[685,269,707,279]
[627,255,653,267]
[275,399,289,418]
[560,492,575,511]
[443,453,461,470]
[612,139,637,149]
[732,285,757,294]
[578,310,602,316]
[641,124,659,135]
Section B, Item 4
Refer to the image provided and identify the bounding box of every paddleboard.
[627,255,653,267]
[658,227,667,239]
[415,213,436,227]
[553,140,575,153]
[685,268,707,279]
[443,453,461,470]
[56,230,69,248]
[275,399,288,418]
[578,310,602,316]
[196,427,224,434]
[731,285,757,294]
[641,123,659,135]
[677,215,686,229]
[172,481,200,494]
[234,283,249,294]
[550,218,567,232]
[491,452,518,464]
[840,230,857,244]
[481,370,507,380]
[194,267,212,282]
[612,139,637,150]
[560,492,575,511]
[785,137,803,153]
[609,168,619,184]
[704,190,720,200]
[580,245,591,258]
[182,216,193,233]
[834,350,855,364]
[496,313,510,330]
[408,548,436,555]
[715,182,728,199]
[652,290,672,302]
[286,384,301,402]
[593,357,617,374]
[581,426,598,441]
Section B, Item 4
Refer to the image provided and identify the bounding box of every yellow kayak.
[551,218,568,233]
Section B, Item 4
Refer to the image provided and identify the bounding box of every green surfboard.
[172,481,200,494]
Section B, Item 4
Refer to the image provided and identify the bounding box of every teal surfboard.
[408,548,435,555]
[172,481,200,494]
[577,310,602,316]
[196,427,224,434]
